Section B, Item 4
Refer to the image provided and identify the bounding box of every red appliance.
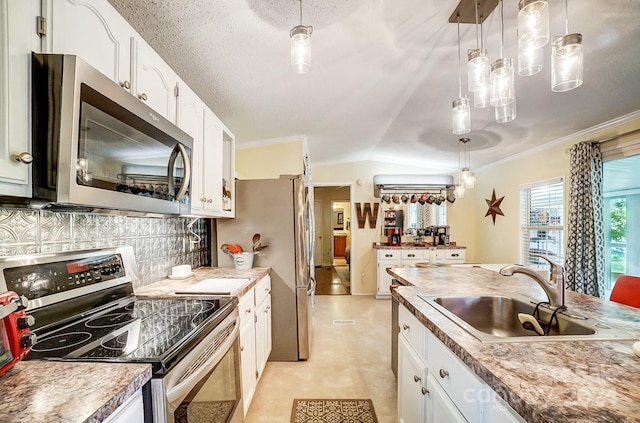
[389,228,402,246]
[0,291,35,376]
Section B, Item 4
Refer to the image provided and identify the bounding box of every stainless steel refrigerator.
[216,175,315,361]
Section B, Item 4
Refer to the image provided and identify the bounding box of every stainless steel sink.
[419,294,637,343]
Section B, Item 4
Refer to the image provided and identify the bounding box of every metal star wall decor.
[485,189,505,225]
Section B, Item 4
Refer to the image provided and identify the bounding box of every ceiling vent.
[373,174,455,198]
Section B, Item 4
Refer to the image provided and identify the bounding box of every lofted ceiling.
[108,0,640,172]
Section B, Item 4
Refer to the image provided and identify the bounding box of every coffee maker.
[389,228,402,246]
[435,226,450,246]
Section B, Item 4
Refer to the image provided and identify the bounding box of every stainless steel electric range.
[0,247,242,423]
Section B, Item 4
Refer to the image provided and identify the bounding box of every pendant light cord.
[564,0,569,35]
[457,15,462,98]
[299,0,303,26]
[475,2,480,50]
[499,0,504,58]
[480,14,484,51]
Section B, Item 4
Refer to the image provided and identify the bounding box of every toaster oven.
[0,291,35,376]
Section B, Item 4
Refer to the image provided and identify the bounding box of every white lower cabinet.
[426,373,466,422]
[377,249,466,299]
[103,389,144,423]
[238,275,272,416]
[397,304,524,423]
[377,253,402,299]
[398,335,427,423]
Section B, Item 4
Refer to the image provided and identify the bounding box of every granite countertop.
[0,361,151,423]
[388,266,640,423]
[373,244,466,250]
[135,266,271,298]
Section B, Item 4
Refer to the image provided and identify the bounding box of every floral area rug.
[291,399,378,423]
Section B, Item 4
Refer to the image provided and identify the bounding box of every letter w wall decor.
[355,203,379,229]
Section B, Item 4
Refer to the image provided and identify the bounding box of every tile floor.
[244,295,397,422]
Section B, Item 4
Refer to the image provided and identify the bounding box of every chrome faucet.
[500,255,565,308]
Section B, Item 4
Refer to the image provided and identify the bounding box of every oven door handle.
[165,318,239,404]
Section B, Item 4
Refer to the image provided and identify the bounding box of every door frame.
[313,182,354,289]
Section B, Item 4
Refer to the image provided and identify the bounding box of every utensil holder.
[233,252,254,270]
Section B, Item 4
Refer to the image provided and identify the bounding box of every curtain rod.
[598,127,640,144]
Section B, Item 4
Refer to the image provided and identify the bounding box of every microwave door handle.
[167,143,191,201]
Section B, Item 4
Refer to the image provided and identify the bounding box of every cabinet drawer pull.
[421,387,429,395]
[402,324,409,331]
[439,368,449,379]
[413,375,421,383]
[385,254,392,258]
[451,253,459,257]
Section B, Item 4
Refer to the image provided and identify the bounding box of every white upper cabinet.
[131,37,179,122]
[177,80,235,218]
[221,127,236,217]
[0,0,41,197]
[202,108,224,214]
[42,0,135,90]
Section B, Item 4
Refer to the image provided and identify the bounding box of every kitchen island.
[389,266,640,422]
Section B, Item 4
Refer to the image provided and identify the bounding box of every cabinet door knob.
[12,152,33,164]
[421,387,429,395]
[245,308,252,314]
[413,375,421,383]
[138,92,148,101]
[266,306,271,310]
[439,368,449,379]
[120,80,131,89]
[402,324,409,331]
[240,345,244,351]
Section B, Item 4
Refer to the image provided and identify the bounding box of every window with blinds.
[520,179,564,269]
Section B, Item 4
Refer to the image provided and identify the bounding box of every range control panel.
[3,254,125,301]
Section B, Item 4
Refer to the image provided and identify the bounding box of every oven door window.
[77,84,189,203]
[169,340,241,423]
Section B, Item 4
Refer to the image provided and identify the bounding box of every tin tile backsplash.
[0,209,210,288]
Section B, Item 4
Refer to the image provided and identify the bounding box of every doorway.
[313,185,351,295]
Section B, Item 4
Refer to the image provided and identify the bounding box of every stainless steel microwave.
[24,53,192,216]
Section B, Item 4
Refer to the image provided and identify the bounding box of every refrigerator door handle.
[307,276,316,295]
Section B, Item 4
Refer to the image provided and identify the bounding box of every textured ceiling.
[108,0,640,172]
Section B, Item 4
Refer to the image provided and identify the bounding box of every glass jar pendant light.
[551,34,583,91]
[495,98,517,123]
[490,0,515,107]
[459,138,475,189]
[551,0,583,91]
[290,0,313,74]
[517,0,550,50]
[518,42,543,76]
[452,16,470,135]
[467,2,490,93]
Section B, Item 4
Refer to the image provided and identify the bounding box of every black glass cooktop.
[28,296,235,374]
